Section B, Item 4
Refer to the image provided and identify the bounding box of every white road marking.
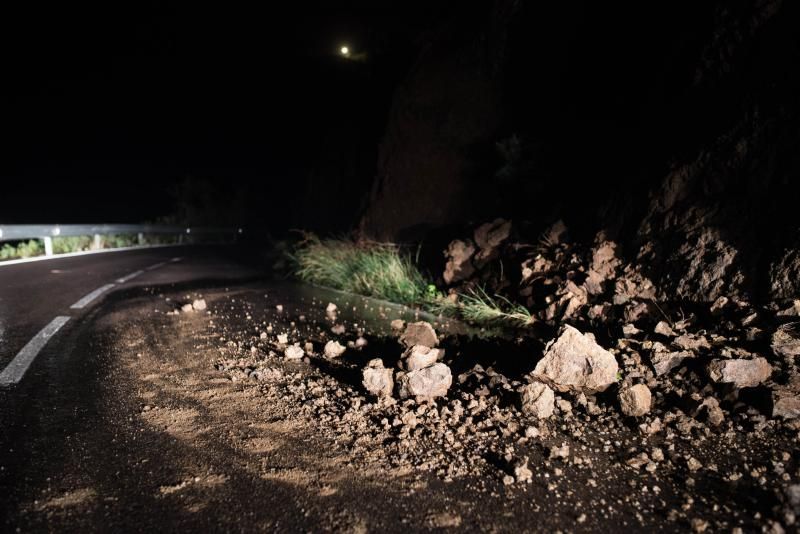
[145,261,167,271]
[116,269,144,284]
[0,316,70,386]
[70,283,116,309]
[0,244,186,268]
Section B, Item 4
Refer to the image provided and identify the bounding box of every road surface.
[0,246,793,532]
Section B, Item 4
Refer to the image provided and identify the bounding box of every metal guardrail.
[0,224,242,257]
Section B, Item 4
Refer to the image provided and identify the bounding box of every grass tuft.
[291,234,429,305]
[457,286,535,328]
[290,233,535,330]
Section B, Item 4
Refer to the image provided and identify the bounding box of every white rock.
[519,382,555,419]
[399,363,452,399]
[355,337,368,348]
[619,384,652,417]
[532,325,619,393]
[181,303,193,313]
[403,345,444,371]
[399,321,438,348]
[331,324,346,335]
[323,340,346,358]
[284,344,304,360]
[707,357,772,388]
[362,359,394,398]
[192,299,207,311]
[277,333,289,345]
[650,349,695,376]
[654,321,676,337]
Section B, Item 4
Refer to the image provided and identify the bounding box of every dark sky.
[1,1,447,224]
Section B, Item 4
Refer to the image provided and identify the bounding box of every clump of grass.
[456,286,534,328]
[291,234,429,305]
[290,233,536,329]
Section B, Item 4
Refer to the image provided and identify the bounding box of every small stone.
[362,359,394,398]
[390,319,406,331]
[181,303,193,313]
[709,296,730,316]
[622,324,642,337]
[354,337,368,348]
[772,323,800,360]
[403,345,444,371]
[650,349,695,376]
[323,340,346,358]
[707,357,772,388]
[398,363,452,399]
[192,299,207,311]
[519,382,555,419]
[654,321,676,337]
[284,344,304,360]
[700,397,725,426]
[687,457,703,471]
[513,458,533,483]
[331,324,346,335]
[772,378,800,419]
[399,321,438,348]
[619,384,652,417]
[277,333,289,345]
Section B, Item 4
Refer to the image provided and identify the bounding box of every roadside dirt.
[3,282,797,532]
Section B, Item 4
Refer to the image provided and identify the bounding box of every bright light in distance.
[340,46,349,56]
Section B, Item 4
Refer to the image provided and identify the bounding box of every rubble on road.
[519,381,555,418]
[398,363,452,399]
[323,340,347,358]
[362,359,394,398]
[401,345,443,372]
[399,321,439,349]
[707,357,772,388]
[532,325,619,393]
[619,384,652,417]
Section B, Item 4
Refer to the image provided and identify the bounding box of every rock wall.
[359,0,800,302]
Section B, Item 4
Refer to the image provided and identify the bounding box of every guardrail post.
[93,233,102,250]
[137,232,144,245]
[43,236,53,257]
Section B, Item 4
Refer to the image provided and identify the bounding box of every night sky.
[1,1,447,225]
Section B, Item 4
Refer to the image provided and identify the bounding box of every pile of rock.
[362,321,452,401]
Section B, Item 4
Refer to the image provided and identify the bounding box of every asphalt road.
[0,245,263,376]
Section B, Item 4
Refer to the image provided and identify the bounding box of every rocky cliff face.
[359,0,800,303]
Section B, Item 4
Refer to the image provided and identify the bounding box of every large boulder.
[532,325,619,393]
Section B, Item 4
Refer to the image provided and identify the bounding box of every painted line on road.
[0,243,187,268]
[145,261,167,271]
[0,316,70,386]
[70,283,116,309]
[116,269,144,283]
